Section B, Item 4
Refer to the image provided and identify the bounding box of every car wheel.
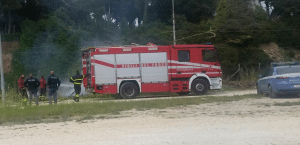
[191,79,209,95]
[177,92,190,96]
[268,86,277,98]
[120,82,139,99]
[256,84,263,95]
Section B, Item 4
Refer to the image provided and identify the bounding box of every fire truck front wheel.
[120,82,139,99]
[191,79,209,95]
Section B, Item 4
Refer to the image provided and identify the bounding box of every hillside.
[260,42,300,62]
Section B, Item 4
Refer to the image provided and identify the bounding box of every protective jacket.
[47,74,61,88]
[24,77,40,91]
[18,77,25,88]
[40,77,47,88]
[70,73,90,85]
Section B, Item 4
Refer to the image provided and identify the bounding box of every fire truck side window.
[202,49,216,62]
[178,50,190,62]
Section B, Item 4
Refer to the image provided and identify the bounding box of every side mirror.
[258,74,263,78]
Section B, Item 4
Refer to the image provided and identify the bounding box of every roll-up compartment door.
[94,54,116,84]
[116,53,140,79]
[140,52,168,83]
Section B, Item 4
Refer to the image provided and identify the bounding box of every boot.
[75,94,79,102]
[22,98,27,106]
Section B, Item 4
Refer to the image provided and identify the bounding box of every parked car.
[256,62,300,98]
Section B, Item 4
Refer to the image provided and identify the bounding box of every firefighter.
[18,74,27,105]
[39,75,47,101]
[47,71,61,105]
[69,70,90,102]
[24,74,40,105]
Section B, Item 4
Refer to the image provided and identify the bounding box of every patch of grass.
[158,111,167,113]
[0,94,261,125]
[253,103,271,107]
[222,67,258,91]
[220,83,240,91]
[274,101,300,106]
[83,93,115,99]
[97,116,106,119]
[136,108,146,111]
[75,115,94,122]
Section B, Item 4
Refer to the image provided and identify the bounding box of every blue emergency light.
[271,61,300,67]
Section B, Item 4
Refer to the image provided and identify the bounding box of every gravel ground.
[1,90,300,145]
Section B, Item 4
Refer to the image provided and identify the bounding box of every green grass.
[0,93,262,125]
[274,101,300,106]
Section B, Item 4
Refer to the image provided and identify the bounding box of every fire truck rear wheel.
[191,79,209,95]
[120,82,139,99]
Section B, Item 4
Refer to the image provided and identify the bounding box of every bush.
[217,43,272,80]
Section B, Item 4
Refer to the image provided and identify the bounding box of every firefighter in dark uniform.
[69,70,90,102]
[47,71,61,104]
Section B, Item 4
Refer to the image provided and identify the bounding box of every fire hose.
[68,91,75,99]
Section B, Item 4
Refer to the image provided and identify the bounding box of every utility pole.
[0,33,5,104]
[172,0,176,45]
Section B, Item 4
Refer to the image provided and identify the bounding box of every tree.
[212,0,228,31]
[0,0,22,34]
[14,8,83,80]
[262,0,300,48]
[176,0,217,23]
[212,0,262,46]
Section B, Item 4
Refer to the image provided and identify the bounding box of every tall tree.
[269,0,300,47]
[212,0,228,31]
[213,0,260,45]
[176,0,217,23]
[147,0,217,24]
[0,0,22,34]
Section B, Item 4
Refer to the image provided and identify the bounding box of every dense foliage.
[0,0,299,86]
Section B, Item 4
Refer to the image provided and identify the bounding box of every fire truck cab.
[82,43,222,99]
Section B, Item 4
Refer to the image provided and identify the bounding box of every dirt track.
[1,90,300,145]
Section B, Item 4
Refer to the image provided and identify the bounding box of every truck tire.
[120,82,139,99]
[191,79,209,95]
[177,92,190,96]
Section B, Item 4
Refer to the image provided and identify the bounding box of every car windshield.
[276,66,300,75]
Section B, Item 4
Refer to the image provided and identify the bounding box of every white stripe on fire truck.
[168,66,220,69]
[169,60,221,69]
[168,65,219,70]
[168,72,220,75]
[90,59,221,69]
[169,66,194,69]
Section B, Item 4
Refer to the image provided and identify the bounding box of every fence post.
[0,33,5,105]
[238,64,241,81]
[225,63,241,82]
[258,63,261,75]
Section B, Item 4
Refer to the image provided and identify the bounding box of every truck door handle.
[202,71,206,73]
[177,72,181,74]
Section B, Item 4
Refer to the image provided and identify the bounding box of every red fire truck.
[81,43,222,99]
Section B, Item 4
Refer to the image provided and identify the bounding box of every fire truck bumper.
[210,77,222,90]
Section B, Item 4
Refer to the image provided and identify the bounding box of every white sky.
[260,1,274,15]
